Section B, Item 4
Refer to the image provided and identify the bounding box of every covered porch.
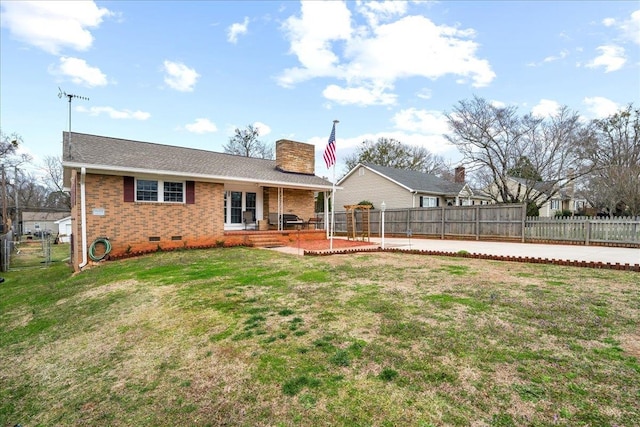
[223,183,332,233]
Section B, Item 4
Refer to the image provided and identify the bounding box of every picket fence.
[525,216,640,246]
[321,205,639,247]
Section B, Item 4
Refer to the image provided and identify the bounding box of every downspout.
[78,167,88,269]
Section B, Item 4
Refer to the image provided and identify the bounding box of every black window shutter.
[124,176,135,202]
[186,181,195,204]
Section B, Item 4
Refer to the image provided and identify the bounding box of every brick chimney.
[454,166,466,183]
[276,139,315,175]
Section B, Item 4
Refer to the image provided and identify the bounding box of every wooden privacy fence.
[318,205,640,247]
[326,204,527,241]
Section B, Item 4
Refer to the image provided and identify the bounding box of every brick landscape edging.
[304,247,640,272]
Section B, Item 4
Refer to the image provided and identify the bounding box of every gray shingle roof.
[362,163,464,195]
[510,176,557,196]
[62,132,333,189]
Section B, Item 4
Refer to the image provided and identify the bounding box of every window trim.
[135,178,186,203]
[420,195,438,208]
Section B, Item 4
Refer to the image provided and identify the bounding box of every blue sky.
[1,1,638,180]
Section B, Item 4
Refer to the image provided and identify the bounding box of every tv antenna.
[58,87,89,159]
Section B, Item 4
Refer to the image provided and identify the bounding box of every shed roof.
[22,211,71,222]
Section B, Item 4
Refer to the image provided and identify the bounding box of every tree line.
[339,98,639,217]
[1,130,69,231]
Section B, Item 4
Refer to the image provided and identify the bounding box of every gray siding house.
[336,163,489,210]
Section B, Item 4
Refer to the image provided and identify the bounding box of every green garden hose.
[89,237,112,261]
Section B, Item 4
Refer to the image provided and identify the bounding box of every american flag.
[323,122,337,168]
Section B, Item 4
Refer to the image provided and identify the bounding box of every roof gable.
[343,163,464,196]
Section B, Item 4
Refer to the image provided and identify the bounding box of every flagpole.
[329,120,338,250]
[330,163,335,250]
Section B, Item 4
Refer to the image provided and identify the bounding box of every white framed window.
[420,196,438,208]
[136,179,184,203]
[550,199,560,210]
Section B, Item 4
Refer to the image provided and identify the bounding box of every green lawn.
[1,247,638,426]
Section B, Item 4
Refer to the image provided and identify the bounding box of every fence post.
[521,204,526,242]
[585,220,591,246]
[475,206,480,240]
[441,207,445,239]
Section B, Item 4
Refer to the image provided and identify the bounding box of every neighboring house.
[54,216,72,243]
[21,210,70,235]
[487,176,589,217]
[62,132,334,270]
[336,163,490,210]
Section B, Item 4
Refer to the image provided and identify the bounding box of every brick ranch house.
[62,132,334,271]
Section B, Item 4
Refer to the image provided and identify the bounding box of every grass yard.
[1,247,638,426]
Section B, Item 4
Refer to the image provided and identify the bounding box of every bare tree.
[343,137,448,176]
[580,104,640,216]
[444,96,589,210]
[15,172,49,210]
[1,129,31,167]
[223,124,274,159]
[41,155,71,209]
[1,129,20,160]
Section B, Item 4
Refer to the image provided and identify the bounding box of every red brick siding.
[73,174,224,259]
[264,187,315,221]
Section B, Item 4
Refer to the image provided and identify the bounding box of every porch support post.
[325,190,329,238]
[278,187,283,231]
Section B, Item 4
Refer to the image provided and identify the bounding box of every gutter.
[78,167,88,269]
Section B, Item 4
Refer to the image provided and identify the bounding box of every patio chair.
[243,211,256,230]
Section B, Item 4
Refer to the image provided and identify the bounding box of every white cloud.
[531,99,561,118]
[50,56,108,87]
[162,60,200,92]
[604,10,640,45]
[253,122,272,136]
[0,1,112,54]
[323,84,397,106]
[583,97,620,118]
[185,118,217,134]
[279,1,352,87]
[228,17,249,43]
[537,49,569,65]
[392,108,450,135]
[586,45,626,72]
[76,106,150,120]
[356,0,408,27]
[416,88,432,100]
[624,10,640,45]
[279,2,495,106]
